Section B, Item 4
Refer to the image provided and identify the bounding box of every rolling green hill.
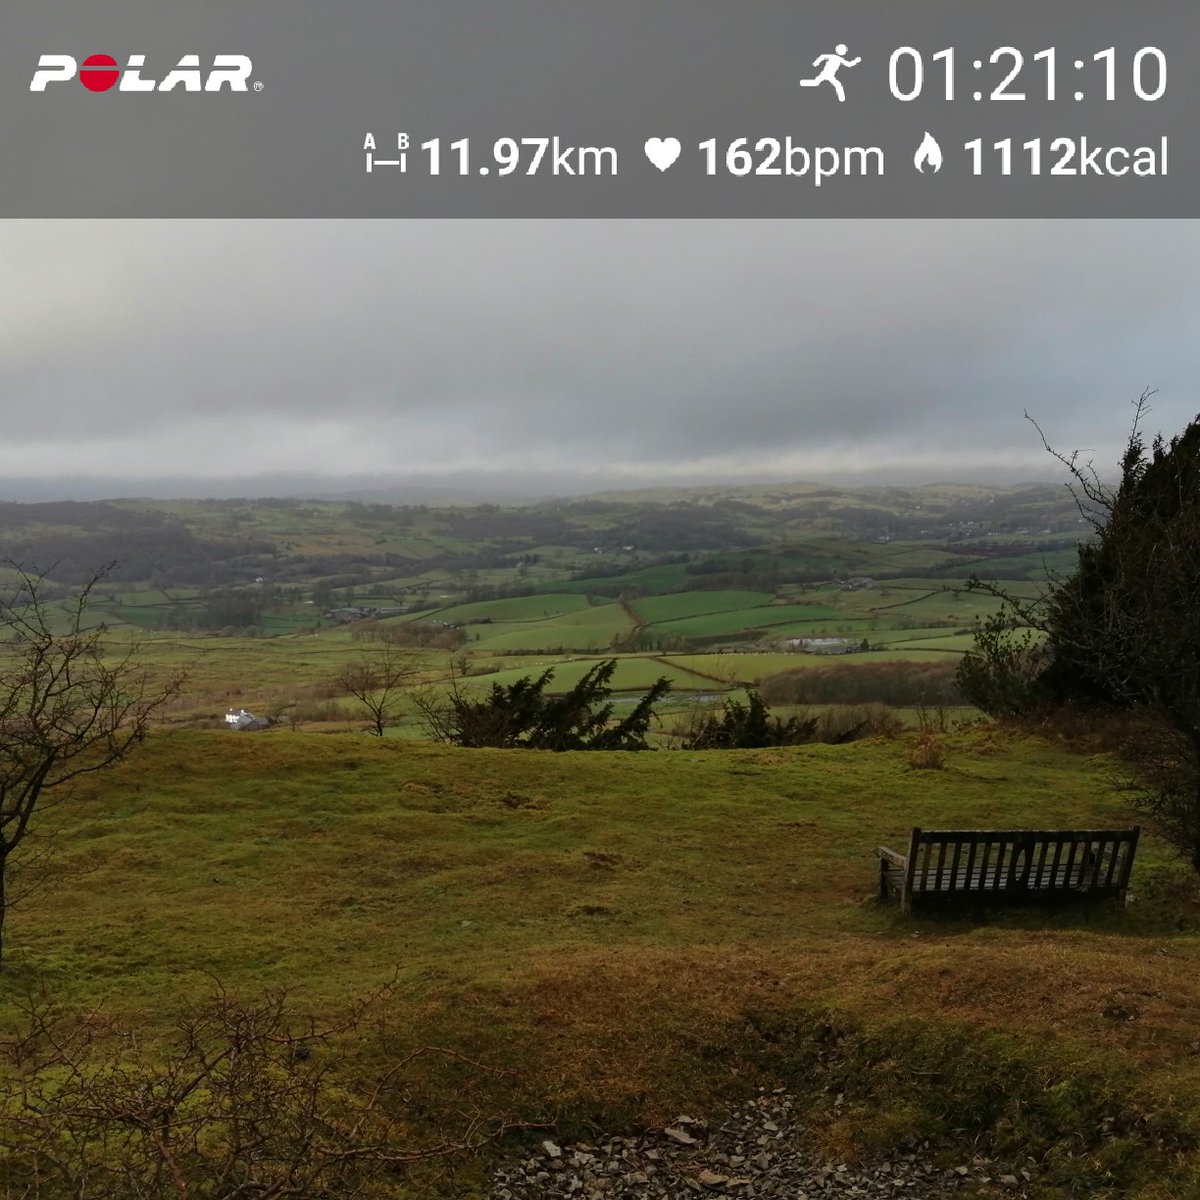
[3,729,1197,1197]
[0,482,1085,735]
[0,481,1086,598]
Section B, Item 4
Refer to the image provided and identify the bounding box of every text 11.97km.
[419,136,616,176]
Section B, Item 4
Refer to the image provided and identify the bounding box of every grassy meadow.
[3,728,1200,1197]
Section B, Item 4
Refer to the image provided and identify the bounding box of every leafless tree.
[0,563,184,968]
[335,642,415,737]
[410,654,475,745]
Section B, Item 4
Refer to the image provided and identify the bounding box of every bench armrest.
[877,846,907,868]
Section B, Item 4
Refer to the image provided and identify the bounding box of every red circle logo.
[80,54,119,92]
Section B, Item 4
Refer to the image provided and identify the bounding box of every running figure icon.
[799,44,861,102]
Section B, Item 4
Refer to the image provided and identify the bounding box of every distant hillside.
[0,481,1086,592]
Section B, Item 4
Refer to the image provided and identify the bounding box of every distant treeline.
[759,660,963,708]
[351,621,466,650]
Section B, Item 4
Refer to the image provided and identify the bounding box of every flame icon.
[913,131,943,174]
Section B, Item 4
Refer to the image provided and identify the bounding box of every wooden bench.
[878,827,1139,912]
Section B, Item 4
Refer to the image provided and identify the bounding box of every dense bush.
[957,401,1200,874]
[673,698,901,748]
[415,659,670,751]
[954,619,1048,718]
[683,690,818,749]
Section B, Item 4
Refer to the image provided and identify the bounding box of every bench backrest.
[902,826,1139,908]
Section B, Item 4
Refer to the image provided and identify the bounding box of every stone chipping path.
[489,1090,1034,1200]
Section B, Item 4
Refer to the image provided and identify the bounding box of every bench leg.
[900,828,920,913]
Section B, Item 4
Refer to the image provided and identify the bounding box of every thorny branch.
[0,979,553,1198]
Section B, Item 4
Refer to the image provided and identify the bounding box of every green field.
[548,562,696,596]
[3,729,1198,1197]
[467,625,619,652]
[395,593,593,625]
[467,602,634,652]
[630,590,776,622]
[663,652,809,681]
[885,632,988,652]
[648,603,843,639]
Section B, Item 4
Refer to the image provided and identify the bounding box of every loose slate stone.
[664,1127,699,1145]
[488,1091,1024,1199]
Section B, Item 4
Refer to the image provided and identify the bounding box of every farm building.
[784,636,861,655]
[324,605,409,623]
[225,708,271,731]
[324,606,374,623]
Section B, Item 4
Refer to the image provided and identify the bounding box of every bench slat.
[878,826,1139,908]
[1063,838,1080,888]
[1103,840,1120,890]
[910,828,1136,842]
[1034,838,1051,889]
[912,865,1115,891]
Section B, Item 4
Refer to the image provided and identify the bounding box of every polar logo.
[30,54,254,92]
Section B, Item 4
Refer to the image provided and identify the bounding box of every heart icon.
[644,137,682,172]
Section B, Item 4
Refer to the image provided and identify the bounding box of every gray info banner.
[1,0,1195,216]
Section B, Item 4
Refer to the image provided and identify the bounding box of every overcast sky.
[1,220,1197,499]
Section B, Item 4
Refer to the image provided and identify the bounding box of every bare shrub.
[309,678,347,701]
[0,980,547,1199]
[464,663,500,677]
[915,705,952,734]
[909,733,947,770]
[813,703,903,744]
[289,699,346,725]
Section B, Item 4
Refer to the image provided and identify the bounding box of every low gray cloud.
[0,219,1196,497]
